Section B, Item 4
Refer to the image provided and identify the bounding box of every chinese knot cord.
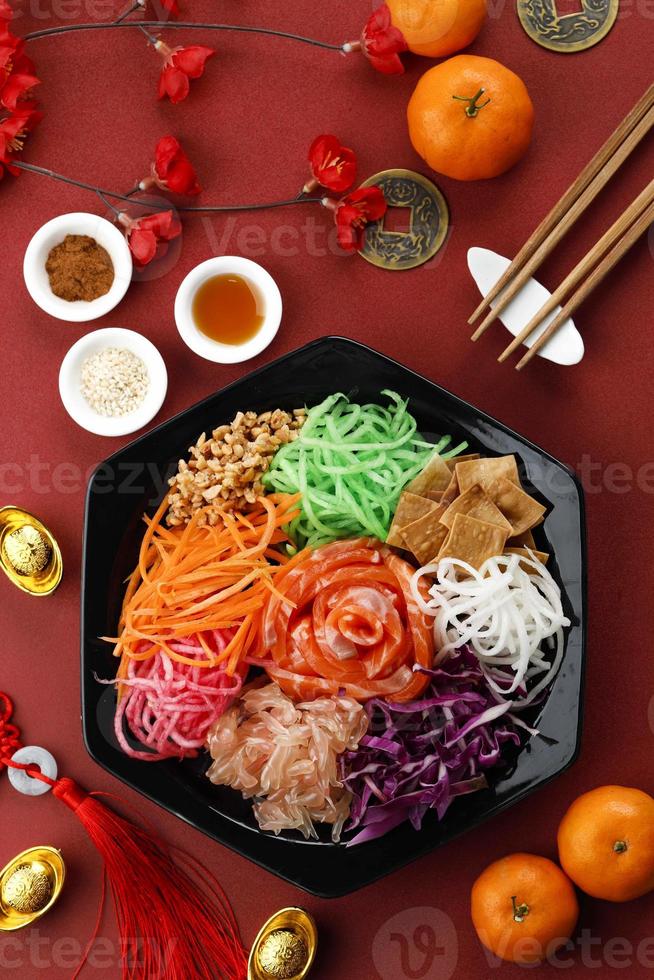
[0,693,22,770]
[0,691,248,980]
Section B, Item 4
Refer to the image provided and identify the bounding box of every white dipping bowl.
[24,213,133,322]
[59,328,168,437]
[174,256,282,363]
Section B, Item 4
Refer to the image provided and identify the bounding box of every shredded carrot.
[106,494,305,676]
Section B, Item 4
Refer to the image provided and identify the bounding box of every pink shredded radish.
[111,630,243,761]
[206,683,368,841]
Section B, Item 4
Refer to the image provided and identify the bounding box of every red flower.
[304,134,356,195]
[158,0,179,15]
[135,0,179,16]
[359,4,408,75]
[0,21,21,71]
[0,103,42,179]
[140,135,201,195]
[1,51,40,111]
[326,186,387,253]
[155,41,215,104]
[0,14,41,178]
[120,210,182,266]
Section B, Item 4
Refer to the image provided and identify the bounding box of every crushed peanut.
[166,408,306,525]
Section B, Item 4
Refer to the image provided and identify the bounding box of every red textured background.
[2,1,654,977]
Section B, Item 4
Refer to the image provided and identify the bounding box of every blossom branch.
[113,0,145,25]
[11,160,324,211]
[95,189,121,215]
[23,21,344,50]
[137,22,158,45]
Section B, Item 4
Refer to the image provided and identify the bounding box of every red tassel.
[53,778,248,980]
[1,696,248,980]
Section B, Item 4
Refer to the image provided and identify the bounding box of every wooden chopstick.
[498,177,654,363]
[471,101,654,342]
[514,197,654,370]
[468,82,654,328]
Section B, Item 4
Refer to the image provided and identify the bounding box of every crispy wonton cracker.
[387,492,440,547]
[401,506,449,565]
[439,471,460,508]
[404,451,453,496]
[437,513,509,571]
[455,455,520,494]
[446,453,480,471]
[485,476,546,537]
[508,529,536,549]
[440,483,512,532]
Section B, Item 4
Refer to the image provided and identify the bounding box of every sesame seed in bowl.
[81,347,150,417]
[58,328,168,437]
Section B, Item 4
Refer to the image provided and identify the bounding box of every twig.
[95,189,120,215]
[12,160,324,212]
[24,21,344,50]
[114,1,144,25]
[137,23,158,45]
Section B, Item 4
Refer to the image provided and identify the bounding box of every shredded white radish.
[410,552,571,707]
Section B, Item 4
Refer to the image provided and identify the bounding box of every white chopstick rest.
[467,248,584,366]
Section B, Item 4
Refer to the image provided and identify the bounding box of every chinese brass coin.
[517,0,618,53]
[360,169,449,271]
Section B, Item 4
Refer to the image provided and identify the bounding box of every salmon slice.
[260,539,434,703]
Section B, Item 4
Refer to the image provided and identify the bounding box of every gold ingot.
[0,506,63,596]
[248,908,317,980]
[4,865,52,913]
[0,847,65,931]
[259,931,308,978]
[4,527,52,576]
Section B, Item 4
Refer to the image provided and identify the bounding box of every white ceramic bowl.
[58,328,168,437]
[24,213,133,322]
[174,256,282,363]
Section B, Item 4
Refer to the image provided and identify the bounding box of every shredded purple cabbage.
[340,647,531,846]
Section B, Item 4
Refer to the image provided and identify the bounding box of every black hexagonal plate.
[82,336,586,898]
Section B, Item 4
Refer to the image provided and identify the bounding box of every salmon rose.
[260,538,434,702]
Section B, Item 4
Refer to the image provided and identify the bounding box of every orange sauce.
[192,274,265,346]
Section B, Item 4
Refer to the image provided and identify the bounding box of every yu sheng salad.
[104,392,569,846]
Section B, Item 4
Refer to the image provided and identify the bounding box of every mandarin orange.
[558,786,654,902]
[386,0,486,58]
[471,853,579,964]
[407,55,534,180]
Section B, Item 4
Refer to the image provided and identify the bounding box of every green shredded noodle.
[263,391,468,549]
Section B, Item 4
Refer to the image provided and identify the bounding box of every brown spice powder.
[46,234,115,302]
